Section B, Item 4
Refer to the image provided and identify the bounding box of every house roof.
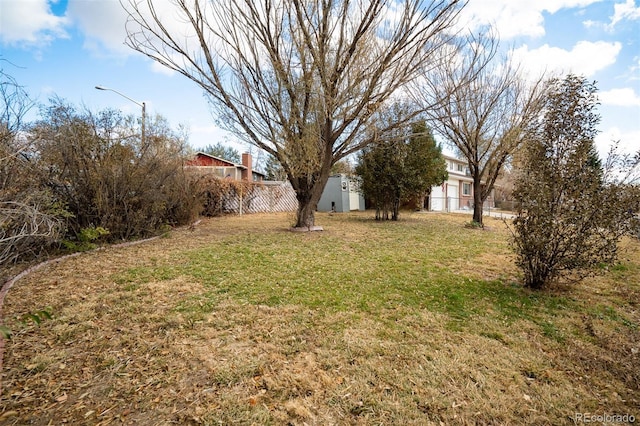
[442,154,467,164]
[193,152,245,168]
[191,151,266,177]
[442,154,474,182]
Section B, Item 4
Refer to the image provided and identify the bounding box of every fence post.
[269,186,274,213]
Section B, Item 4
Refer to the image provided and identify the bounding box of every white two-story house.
[428,155,494,212]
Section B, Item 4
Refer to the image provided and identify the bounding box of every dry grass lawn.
[1,211,638,425]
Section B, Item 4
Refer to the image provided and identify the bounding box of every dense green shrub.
[511,75,639,289]
[356,110,447,221]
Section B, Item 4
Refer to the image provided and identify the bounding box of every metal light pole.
[95,85,146,144]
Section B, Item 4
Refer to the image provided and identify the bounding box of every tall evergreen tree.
[264,154,287,181]
[201,142,240,163]
[356,118,447,220]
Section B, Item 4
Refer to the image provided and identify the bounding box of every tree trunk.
[472,177,484,225]
[295,194,318,228]
[524,262,550,290]
[392,197,400,221]
[292,181,326,229]
[291,165,332,230]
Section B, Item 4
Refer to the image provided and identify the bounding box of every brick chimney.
[241,152,252,181]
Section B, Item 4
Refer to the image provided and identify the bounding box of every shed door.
[348,190,359,210]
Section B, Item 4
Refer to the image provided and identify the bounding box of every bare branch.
[0,202,64,267]
[414,29,546,224]
[122,0,464,227]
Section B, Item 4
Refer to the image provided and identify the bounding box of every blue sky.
[1,0,639,157]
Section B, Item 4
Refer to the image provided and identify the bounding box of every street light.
[95,85,146,144]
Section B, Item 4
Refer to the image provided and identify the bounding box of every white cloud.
[608,0,640,29]
[599,88,640,107]
[66,1,215,72]
[151,61,176,76]
[66,0,130,56]
[629,57,640,81]
[0,0,68,46]
[582,19,601,29]
[595,127,640,156]
[460,0,601,39]
[580,0,640,31]
[512,40,622,78]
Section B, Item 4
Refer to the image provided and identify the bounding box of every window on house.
[456,164,464,172]
[463,182,471,196]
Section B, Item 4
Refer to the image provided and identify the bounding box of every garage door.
[431,186,444,211]
[448,185,458,210]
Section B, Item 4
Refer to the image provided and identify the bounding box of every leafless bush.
[195,174,257,217]
[32,98,198,241]
[1,67,65,267]
[0,201,64,267]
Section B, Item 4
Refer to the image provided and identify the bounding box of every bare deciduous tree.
[415,31,546,225]
[1,67,33,147]
[122,0,464,229]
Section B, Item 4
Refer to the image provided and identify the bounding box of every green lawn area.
[2,211,639,424]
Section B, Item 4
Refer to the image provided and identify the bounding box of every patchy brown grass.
[1,211,638,425]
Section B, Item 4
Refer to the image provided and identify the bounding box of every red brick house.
[185,152,265,182]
